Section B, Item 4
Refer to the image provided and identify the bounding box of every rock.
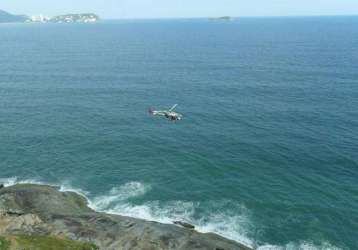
[5,210,25,216]
[0,184,4,189]
[0,184,253,250]
[173,221,195,229]
[0,235,99,249]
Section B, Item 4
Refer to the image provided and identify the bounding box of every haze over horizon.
[2,0,358,19]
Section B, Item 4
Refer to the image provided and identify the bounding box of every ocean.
[0,16,357,249]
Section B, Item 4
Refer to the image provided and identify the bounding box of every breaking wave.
[257,241,342,250]
[87,181,254,246]
[0,177,89,196]
[1,177,43,187]
[0,177,342,250]
[85,181,343,250]
[91,182,150,210]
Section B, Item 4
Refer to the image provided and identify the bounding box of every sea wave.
[0,177,89,196]
[0,177,342,250]
[87,181,254,246]
[1,177,46,187]
[106,201,255,246]
[257,241,342,250]
[91,181,151,210]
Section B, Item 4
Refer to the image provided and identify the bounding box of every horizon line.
[101,14,358,20]
[3,8,358,19]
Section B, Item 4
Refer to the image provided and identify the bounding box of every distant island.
[0,9,99,23]
[0,9,28,23]
[37,13,99,23]
[209,16,232,21]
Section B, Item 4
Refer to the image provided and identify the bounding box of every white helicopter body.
[149,104,182,121]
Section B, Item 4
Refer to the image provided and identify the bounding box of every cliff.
[0,184,252,250]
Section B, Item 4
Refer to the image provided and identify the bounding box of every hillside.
[0,9,27,23]
[50,13,99,23]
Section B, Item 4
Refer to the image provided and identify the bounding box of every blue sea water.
[0,16,358,249]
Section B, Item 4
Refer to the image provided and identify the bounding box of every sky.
[2,0,358,19]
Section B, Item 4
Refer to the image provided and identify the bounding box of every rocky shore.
[0,184,252,250]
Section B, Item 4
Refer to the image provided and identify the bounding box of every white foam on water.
[108,200,196,224]
[106,200,254,247]
[0,177,343,250]
[257,241,342,250]
[0,177,46,187]
[195,211,254,247]
[58,181,90,197]
[0,176,89,197]
[88,181,254,247]
[83,182,346,250]
[90,181,150,210]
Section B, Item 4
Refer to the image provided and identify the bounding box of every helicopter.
[149,104,183,121]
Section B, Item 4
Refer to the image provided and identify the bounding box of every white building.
[30,14,50,23]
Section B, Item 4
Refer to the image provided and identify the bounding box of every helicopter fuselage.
[164,112,181,121]
[149,105,182,121]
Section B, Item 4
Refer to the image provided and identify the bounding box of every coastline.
[0,182,252,250]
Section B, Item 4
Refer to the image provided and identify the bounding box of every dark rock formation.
[173,221,195,229]
[0,184,252,250]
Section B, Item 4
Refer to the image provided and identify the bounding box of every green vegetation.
[0,236,10,250]
[0,235,98,250]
